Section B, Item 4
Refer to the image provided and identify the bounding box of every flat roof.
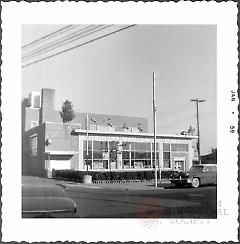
[72,129,198,140]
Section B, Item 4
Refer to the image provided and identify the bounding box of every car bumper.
[170,178,192,184]
[22,208,76,218]
[22,197,77,218]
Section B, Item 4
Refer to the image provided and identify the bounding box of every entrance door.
[49,160,71,170]
[174,160,185,171]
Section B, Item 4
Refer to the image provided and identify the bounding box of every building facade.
[22,88,197,177]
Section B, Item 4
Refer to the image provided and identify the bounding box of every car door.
[191,166,206,184]
[211,165,217,184]
[204,166,215,184]
[199,166,208,184]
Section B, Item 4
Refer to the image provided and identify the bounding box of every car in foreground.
[170,164,217,188]
[22,184,77,218]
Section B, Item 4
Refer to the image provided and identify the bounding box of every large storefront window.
[92,141,109,169]
[82,139,189,171]
[151,143,159,168]
[131,142,152,168]
[83,140,92,169]
[163,143,171,168]
[122,142,130,169]
[84,140,111,170]
[162,143,189,169]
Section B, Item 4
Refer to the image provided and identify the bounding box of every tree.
[60,100,75,123]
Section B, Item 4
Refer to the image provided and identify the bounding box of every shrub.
[144,171,154,180]
[131,171,138,180]
[111,171,120,181]
[94,172,106,181]
[161,170,174,179]
[123,171,131,181]
[104,172,111,180]
[54,169,174,182]
[137,171,145,180]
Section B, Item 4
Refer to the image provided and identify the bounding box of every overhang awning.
[71,128,198,140]
[45,151,75,155]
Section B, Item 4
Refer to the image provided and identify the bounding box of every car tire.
[191,178,200,188]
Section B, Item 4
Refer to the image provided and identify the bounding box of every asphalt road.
[64,184,217,218]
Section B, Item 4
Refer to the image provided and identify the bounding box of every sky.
[22,25,216,155]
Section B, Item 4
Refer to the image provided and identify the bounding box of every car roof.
[192,164,217,167]
[22,184,65,197]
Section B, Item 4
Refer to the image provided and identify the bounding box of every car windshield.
[189,166,204,173]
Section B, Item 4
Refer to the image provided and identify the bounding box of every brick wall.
[23,88,148,133]
[40,88,55,123]
[45,123,80,170]
[22,124,46,176]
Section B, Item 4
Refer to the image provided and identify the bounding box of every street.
[64,183,217,218]
[22,176,217,218]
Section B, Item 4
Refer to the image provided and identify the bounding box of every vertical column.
[78,136,84,170]
[129,142,132,169]
[150,142,153,168]
[159,141,163,169]
[107,141,110,170]
[91,140,93,170]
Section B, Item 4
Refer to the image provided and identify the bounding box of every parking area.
[22,176,217,218]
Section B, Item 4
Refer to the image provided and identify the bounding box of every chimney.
[40,88,55,123]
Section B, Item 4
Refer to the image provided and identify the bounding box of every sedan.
[22,183,76,218]
[170,164,217,188]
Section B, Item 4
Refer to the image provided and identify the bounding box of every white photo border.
[1,1,239,242]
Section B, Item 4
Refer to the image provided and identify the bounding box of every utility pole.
[86,113,89,174]
[153,72,157,187]
[191,98,205,164]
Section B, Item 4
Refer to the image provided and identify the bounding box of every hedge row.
[53,170,174,182]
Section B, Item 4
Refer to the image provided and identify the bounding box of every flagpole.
[153,72,157,188]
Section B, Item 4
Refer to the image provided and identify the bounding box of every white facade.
[73,129,197,172]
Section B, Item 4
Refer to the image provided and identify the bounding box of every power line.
[159,113,195,128]
[23,25,113,61]
[159,103,193,119]
[22,25,76,50]
[22,24,136,69]
[158,101,190,114]
[22,25,94,59]
[157,94,216,121]
[22,25,105,60]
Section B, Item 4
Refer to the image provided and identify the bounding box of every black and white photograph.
[1,2,238,242]
[21,24,217,219]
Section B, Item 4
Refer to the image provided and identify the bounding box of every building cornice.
[71,129,198,140]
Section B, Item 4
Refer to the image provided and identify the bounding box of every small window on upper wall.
[30,134,37,156]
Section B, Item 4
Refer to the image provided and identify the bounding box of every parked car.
[170,164,217,188]
[22,184,77,218]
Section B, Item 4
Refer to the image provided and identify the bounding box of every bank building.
[22,88,198,178]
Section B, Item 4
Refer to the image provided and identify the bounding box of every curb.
[92,180,170,184]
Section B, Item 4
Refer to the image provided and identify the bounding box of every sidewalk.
[22,176,173,191]
[59,179,173,191]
